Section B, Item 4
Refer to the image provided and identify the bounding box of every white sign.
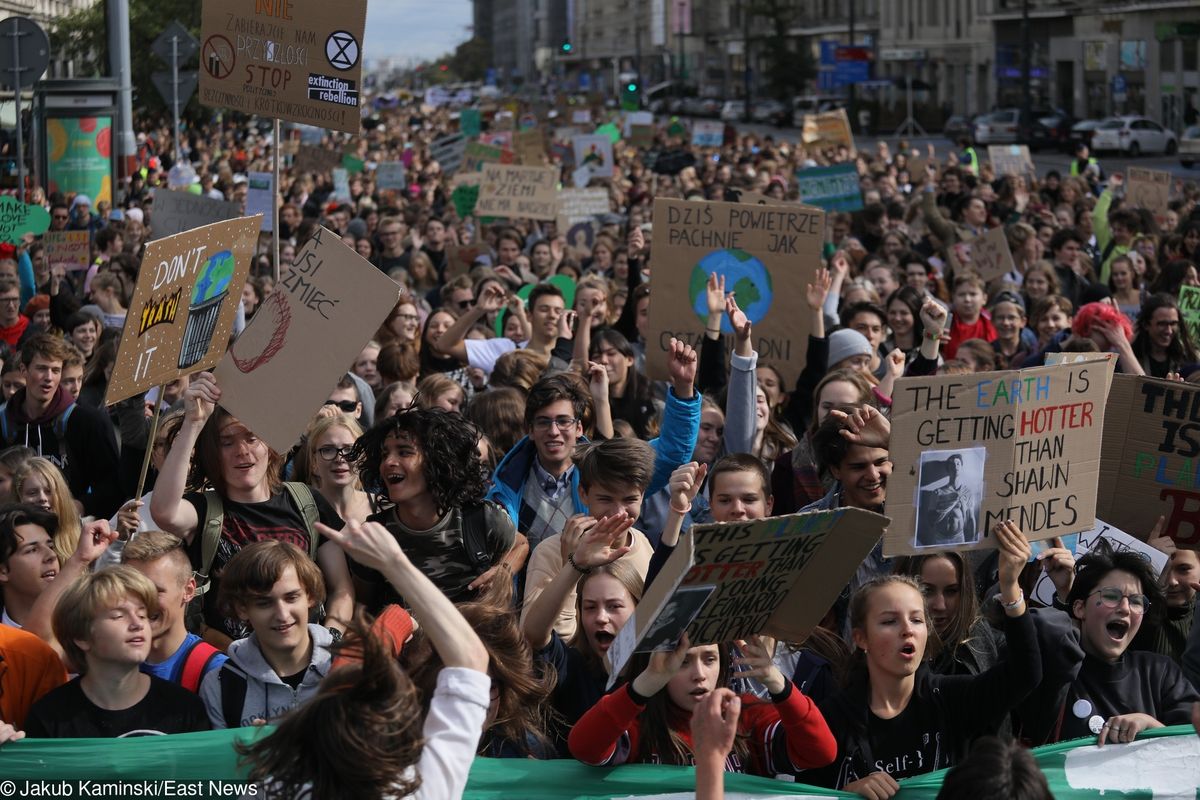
[1031,519,1168,607]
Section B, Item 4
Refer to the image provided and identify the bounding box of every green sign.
[46,116,114,206]
[795,163,864,212]
[461,108,482,137]
[0,197,50,244]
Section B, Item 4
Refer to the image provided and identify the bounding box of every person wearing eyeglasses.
[48,203,69,233]
[304,414,372,526]
[0,277,28,348]
[1018,543,1198,745]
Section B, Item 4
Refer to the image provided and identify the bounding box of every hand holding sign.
[631,632,692,697]
[733,635,785,694]
[183,371,221,428]
[1037,536,1076,603]
[0,196,50,244]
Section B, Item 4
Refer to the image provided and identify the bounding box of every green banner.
[0,726,1196,798]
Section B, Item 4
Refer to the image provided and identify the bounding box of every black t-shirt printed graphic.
[184,489,344,639]
[23,676,210,738]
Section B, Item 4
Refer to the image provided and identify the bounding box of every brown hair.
[194,408,285,497]
[415,373,464,410]
[377,341,420,385]
[237,611,425,800]
[955,338,998,372]
[568,560,644,669]
[217,540,326,619]
[891,552,978,654]
[53,565,160,675]
[490,350,549,393]
[574,437,655,493]
[19,332,74,368]
[708,452,772,499]
[463,386,526,456]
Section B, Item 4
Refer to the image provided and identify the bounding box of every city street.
[681,117,1198,181]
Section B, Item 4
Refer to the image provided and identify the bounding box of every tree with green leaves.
[747,0,814,102]
[50,0,203,119]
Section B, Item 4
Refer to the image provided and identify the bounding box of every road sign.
[880,48,926,62]
[152,21,198,65]
[1112,74,1127,102]
[152,70,198,108]
[0,17,49,90]
[834,61,870,86]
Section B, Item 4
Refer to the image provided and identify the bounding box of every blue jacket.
[487,387,701,528]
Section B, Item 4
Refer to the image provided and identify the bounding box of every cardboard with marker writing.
[149,190,241,241]
[199,0,367,134]
[474,164,558,221]
[514,128,546,165]
[988,145,1034,178]
[800,109,856,155]
[885,360,1114,557]
[965,225,1016,283]
[605,508,889,688]
[644,197,825,388]
[107,215,262,405]
[213,226,398,453]
[1180,286,1200,354]
[1097,375,1200,549]
[1030,518,1167,606]
[44,231,90,272]
[1127,167,1171,225]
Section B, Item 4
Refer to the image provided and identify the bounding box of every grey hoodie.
[199,624,334,729]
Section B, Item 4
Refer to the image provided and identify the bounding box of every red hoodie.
[569,680,836,775]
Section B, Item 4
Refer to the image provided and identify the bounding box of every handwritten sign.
[1098,375,1200,548]
[1127,167,1171,222]
[886,360,1115,556]
[0,197,49,244]
[988,145,1034,178]
[149,190,241,241]
[463,141,511,173]
[213,226,398,452]
[430,133,466,176]
[795,163,863,212]
[1031,519,1167,606]
[43,231,90,272]
[691,120,724,147]
[107,216,261,405]
[474,164,558,221]
[965,225,1016,283]
[800,109,856,154]
[1181,287,1200,354]
[645,198,825,388]
[514,129,545,166]
[199,0,367,134]
[374,162,407,191]
[606,508,888,688]
[556,187,610,233]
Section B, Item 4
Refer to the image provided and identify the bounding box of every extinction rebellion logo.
[308,74,359,107]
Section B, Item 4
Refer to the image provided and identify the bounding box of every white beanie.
[827,328,873,369]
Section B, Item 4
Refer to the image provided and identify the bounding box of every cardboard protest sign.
[245,172,274,231]
[293,145,343,175]
[474,164,558,221]
[988,145,1034,178]
[213,226,398,452]
[0,197,49,244]
[570,108,592,125]
[107,215,261,405]
[1180,286,1200,353]
[43,231,90,272]
[885,360,1115,556]
[795,163,863,212]
[556,187,609,233]
[331,168,351,202]
[623,110,653,136]
[572,134,614,182]
[149,190,241,241]
[374,162,407,191]
[199,0,367,134]
[645,198,824,388]
[964,225,1015,282]
[430,133,466,175]
[628,124,654,148]
[606,508,889,687]
[801,109,856,154]
[1127,167,1171,222]
[1031,519,1167,607]
[514,129,545,165]
[1045,351,1117,366]
[691,120,723,147]
[480,130,513,149]
[1097,375,1200,547]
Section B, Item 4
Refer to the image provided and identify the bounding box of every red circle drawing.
[202,35,235,80]
[230,289,292,373]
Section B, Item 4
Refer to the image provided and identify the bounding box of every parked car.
[1090,116,1178,156]
[944,115,979,143]
[1182,125,1200,168]
[974,109,1021,144]
[1068,119,1105,152]
[720,100,745,122]
[1028,112,1075,151]
[752,99,786,125]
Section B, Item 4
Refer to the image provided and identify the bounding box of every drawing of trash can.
[179,249,235,369]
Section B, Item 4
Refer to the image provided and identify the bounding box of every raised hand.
[919,298,947,336]
[691,688,741,763]
[72,519,120,566]
[627,226,645,258]
[807,266,832,311]
[733,635,785,694]
[666,337,698,396]
[829,405,890,449]
[705,272,727,317]
[571,512,634,570]
[725,294,751,342]
[1036,536,1076,602]
[316,519,404,573]
[994,520,1032,592]
[183,372,221,427]
[668,461,708,512]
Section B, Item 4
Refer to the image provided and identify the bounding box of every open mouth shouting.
[1105,618,1130,644]
[592,630,615,652]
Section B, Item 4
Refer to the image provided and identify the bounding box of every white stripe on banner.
[1061,735,1200,798]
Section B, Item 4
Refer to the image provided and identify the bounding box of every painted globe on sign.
[688,249,773,334]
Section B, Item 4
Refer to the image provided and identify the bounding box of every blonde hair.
[14,457,80,563]
[53,565,159,674]
[121,529,192,586]
[304,414,365,488]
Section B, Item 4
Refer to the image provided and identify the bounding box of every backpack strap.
[178,638,221,693]
[461,502,493,572]
[194,490,225,598]
[218,666,248,728]
[282,481,320,559]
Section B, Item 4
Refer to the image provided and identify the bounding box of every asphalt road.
[695,117,1198,181]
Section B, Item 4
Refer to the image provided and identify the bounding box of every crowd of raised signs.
[1,94,1200,800]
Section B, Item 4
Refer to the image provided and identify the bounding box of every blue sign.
[485,68,497,87]
[834,60,870,86]
[578,72,591,91]
[795,163,863,212]
[818,40,839,91]
[1112,74,1127,94]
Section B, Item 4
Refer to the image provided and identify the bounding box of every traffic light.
[621,80,639,110]
[561,39,572,54]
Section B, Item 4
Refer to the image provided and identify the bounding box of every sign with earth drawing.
[645,197,826,387]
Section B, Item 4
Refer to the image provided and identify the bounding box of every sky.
[364,0,474,66]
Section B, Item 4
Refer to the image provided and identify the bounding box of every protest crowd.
[3,72,1200,800]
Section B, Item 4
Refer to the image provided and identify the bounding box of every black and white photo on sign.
[638,584,717,653]
[914,447,985,550]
